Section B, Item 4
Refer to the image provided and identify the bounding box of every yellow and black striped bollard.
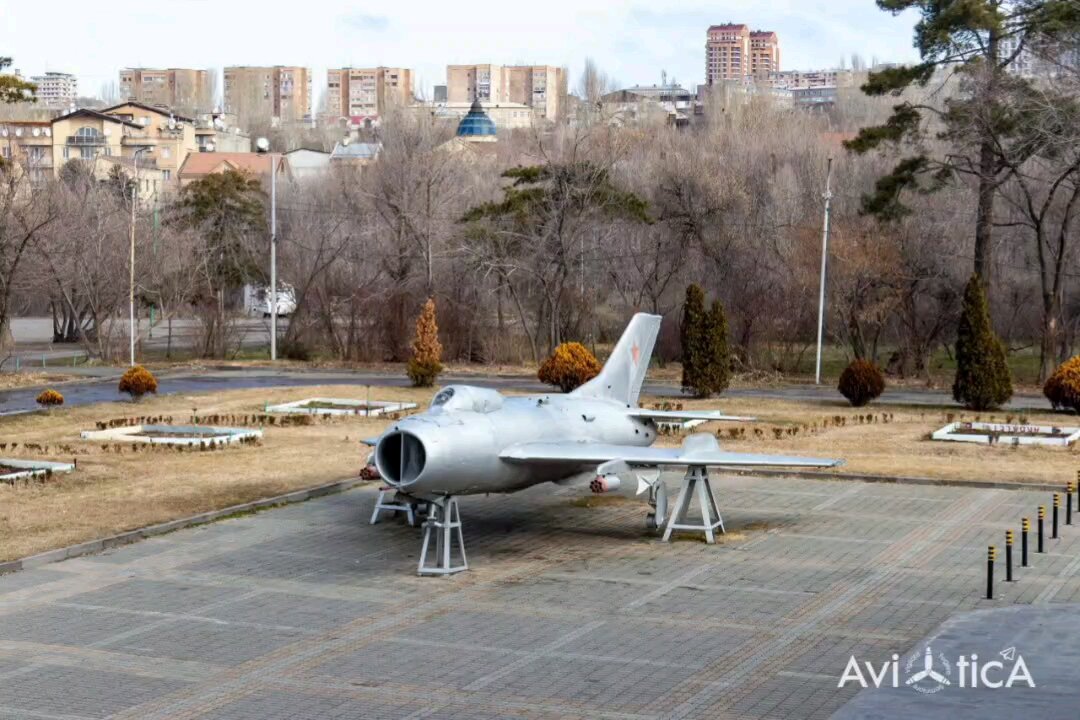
[1038,506,1046,554]
[1053,494,1061,539]
[987,545,996,600]
[1005,530,1014,582]
[1022,517,1030,567]
[1068,481,1074,526]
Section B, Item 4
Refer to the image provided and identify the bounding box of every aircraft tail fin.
[571,313,661,407]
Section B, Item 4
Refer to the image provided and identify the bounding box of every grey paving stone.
[103,618,309,665]
[190,690,413,720]
[0,604,156,645]
[0,665,189,718]
[200,592,383,631]
[0,567,68,594]
[64,579,242,615]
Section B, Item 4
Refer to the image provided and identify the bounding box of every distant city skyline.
[2,0,920,104]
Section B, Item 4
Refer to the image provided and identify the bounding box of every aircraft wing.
[500,434,842,469]
[627,409,755,423]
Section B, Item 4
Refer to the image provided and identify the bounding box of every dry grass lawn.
[2,382,1078,563]
[0,384,438,561]
[647,394,1080,487]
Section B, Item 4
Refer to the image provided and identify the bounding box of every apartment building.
[223,66,312,125]
[768,69,860,89]
[30,72,78,109]
[505,65,566,121]
[706,24,780,85]
[119,68,213,114]
[325,67,412,122]
[447,64,565,122]
[749,31,780,80]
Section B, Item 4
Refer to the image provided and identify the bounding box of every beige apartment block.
[326,67,413,121]
[119,68,213,114]
[224,66,312,126]
[505,65,566,121]
[448,64,565,122]
[447,64,509,104]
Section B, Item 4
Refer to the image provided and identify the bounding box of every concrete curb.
[0,476,372,576]
[739,468,1066,493]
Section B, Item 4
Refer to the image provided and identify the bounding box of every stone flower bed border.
[80,424,263,447]
[265,397,417,417]
[932,421,1080,447]
[0,459,76,484]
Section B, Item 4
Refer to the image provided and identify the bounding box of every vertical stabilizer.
[570,313,661,406]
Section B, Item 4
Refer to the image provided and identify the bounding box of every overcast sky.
[2,0,921,101]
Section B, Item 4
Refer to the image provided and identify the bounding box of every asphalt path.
[0,366,1055,416]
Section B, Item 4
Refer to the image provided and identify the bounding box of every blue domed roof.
[456,99,496,137]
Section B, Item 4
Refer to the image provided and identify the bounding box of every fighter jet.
[367,313,842,574]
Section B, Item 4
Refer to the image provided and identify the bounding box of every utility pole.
[814,157,833,385]
[270,153,277,361]
[129,147,149,367]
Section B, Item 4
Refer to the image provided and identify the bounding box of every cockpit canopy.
[430,385,504,414]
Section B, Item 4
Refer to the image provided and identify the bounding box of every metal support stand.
[662,466,724,543]
[418,496,467,576]
[370,489,417,526]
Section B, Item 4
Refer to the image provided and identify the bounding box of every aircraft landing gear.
[661,465,725,543]
[418,496,468,576]
[645,480,668,530]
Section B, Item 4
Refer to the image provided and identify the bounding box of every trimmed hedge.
[838,359,885,407]
[35,388,64,408]
[538,342,602,393]
[1045,355,1080,413]
[118,365,158,401]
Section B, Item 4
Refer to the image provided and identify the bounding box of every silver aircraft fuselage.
[374,389,653,497]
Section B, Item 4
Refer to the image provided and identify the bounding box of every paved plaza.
[1,474,1079,719]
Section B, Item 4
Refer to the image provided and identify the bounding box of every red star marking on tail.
[631,341,641,366]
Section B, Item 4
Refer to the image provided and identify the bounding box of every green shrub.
[680,285,731,398]
[118,365,158,401]
[1045,355,1080,413]
[838,360,885,407]
[952,275,1012,410]
[538,342,602,392]
[680,284,709,396]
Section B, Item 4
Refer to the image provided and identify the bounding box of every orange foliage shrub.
[538,342,602,393]
[118,365,158,401]
[1045,355,1080,413]
[35,388,64,408]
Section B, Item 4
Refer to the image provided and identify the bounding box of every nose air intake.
[375,431,427,487]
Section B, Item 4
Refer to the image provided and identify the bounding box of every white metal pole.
[814,157,833,385]
[129,149,144,367]
[270,154,277,362]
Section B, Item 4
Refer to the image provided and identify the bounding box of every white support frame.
[370,489,419,526]
[418,497,468,576]
[662,465,725,544]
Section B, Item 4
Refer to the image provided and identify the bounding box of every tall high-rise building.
[30,72,78,108]
[223,66,312,125]
[326,67,413,121]
[119,69,214,113]
[447,64,566,122]
[706,24,780,85]
[749,31,780,80]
